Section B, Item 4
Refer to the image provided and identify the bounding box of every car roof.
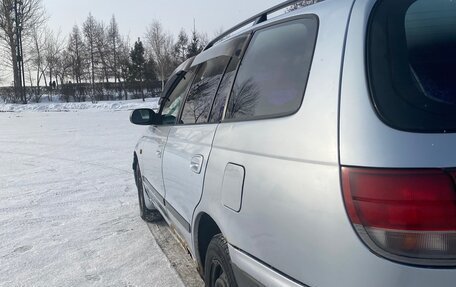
[204,0,343,51]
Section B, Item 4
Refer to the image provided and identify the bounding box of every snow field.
[0,111,183,287]
[0,98,160,113]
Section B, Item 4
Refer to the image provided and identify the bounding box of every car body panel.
[133,0,456,286]
[339,0,456,169]
[139,125,171,205]
[162,124,218,231]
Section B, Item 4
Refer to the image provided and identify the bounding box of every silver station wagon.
[130,0,456,286]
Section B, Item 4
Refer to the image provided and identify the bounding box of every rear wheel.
[204,234,238,287]
[135,163,161,222]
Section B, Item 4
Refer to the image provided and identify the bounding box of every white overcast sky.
[44,0,284,43]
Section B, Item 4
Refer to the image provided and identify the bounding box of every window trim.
[366,0,456,133]
[206,57,237,123]
[158,71,184,115]
[159,68,198,125]
[220,14,320,124]
[175,64,204,125]
[158,57,196,115]
[210,34,253,123]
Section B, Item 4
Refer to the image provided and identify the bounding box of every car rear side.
[338,0,456,285]
[131,0,456,286]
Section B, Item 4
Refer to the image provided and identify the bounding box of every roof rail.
[204,0,321,51]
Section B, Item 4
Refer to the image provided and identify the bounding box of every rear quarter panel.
[194,1,355,285]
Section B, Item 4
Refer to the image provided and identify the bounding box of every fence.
[0,80,162,104]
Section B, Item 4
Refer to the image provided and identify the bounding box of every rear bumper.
[229,245,308,287]
[229,243,456,287]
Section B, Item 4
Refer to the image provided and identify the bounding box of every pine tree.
[144,58,158,94]
[173,29,188,63]
[187,30,203,59]
[129,39,146,101]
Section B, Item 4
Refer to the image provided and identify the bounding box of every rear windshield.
[367,0,456,132]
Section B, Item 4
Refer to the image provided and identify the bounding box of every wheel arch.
[193,212,222,274]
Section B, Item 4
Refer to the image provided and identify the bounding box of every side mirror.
[130,109,161,126]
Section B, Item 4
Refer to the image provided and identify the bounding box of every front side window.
[368,0,456,132]
[161,68,197,125]
[225,18,318,121]
[180,57,229,125]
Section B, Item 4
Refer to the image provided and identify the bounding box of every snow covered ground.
[0,98,160,113]
[0,110,184,286]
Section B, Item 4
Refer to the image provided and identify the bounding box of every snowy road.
[0,111,184,286]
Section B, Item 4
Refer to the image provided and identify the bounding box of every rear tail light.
[342,167,456,266]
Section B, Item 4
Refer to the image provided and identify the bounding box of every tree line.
[0,0,320,104]
[0,0,208,103]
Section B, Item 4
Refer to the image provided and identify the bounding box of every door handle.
[155,150,162,158]
[190,155,204,174]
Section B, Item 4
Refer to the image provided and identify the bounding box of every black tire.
[204,234,238,287]
[134,163,161,222]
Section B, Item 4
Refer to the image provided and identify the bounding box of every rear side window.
[180,56,229,125]
[209,36,248,123]
[225,18,318,121]
[209,58,240,123]
[368,0,456,132]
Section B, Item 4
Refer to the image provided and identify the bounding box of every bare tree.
[107,15,120,84]
[145,20,175,91]
[27,24,46,102]
[55,49,72,86]
[44,29,65,88]
[67,25,86,85]
[83,13,97,101]
[213,26,225,38]
[0,0,46,102]
[54,47,75,102]
[95,21,109,82]
[198,31,209,48]
[118,36,131,100]
[226,78,260,119]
